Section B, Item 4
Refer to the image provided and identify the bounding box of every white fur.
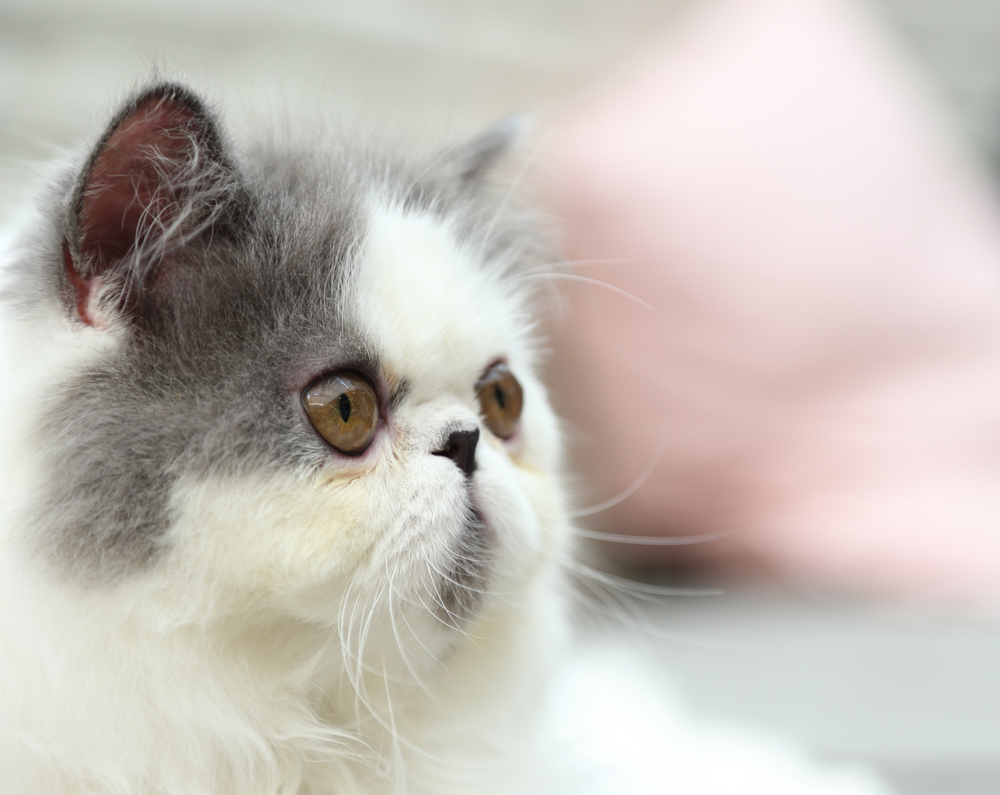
[0,192,890,794]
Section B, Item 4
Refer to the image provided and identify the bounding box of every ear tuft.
[455,116,524,183]
[65,82,237,325]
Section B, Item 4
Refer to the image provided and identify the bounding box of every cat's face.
[4,84,567,665]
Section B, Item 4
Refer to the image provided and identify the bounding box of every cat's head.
[2,82,568,668]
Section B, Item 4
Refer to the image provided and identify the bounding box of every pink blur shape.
[544,0,1000,611]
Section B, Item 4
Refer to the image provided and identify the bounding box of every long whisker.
[342,579,420,703]
[569,435,666,519]
[373,660,451,766]
[565,559,722,598]
[542,258,637,269]
[397,599,444,670]
[570,527,737,546]
[338,575,372,726]
[419,552,492,640]
[522,271,653,310]
[386,561,434,694]
[572,572,657,647]
[567,580,738,648]
[379,660,405,786]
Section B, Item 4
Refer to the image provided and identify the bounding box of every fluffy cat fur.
[0,81,889,794]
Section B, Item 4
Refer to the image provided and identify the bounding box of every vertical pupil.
[338,392,351,423]
[494,383,506,410]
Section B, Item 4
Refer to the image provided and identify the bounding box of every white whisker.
[571,527,737,546]
[570,434,666,519]
[543,257,637,269]
[386,561,434,694]
[567,582,737,649]
[565,559,723,598]
[521,271,653,310]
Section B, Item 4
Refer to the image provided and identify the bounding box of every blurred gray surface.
[0,0,686,210]
[630,582,1000,794]
[871,0,1000,174]
[2,1,999,793]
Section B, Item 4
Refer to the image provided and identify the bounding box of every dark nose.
[433,428,479,478]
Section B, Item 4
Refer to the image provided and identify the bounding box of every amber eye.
[302,371,379,455]
[477,362,523,439]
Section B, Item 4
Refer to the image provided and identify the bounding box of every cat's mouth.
[436,503,493,626]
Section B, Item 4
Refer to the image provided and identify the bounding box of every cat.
[0,80,891,794]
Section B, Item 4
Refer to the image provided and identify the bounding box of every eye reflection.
[302,371,379,455]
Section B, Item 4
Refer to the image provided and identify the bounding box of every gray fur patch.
[9,83,552,582]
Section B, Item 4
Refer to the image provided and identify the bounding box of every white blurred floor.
[627,580,1000,794]
[2,1,999,793]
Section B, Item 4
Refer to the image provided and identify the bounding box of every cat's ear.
[451,117,524,184]
[64,82,241,327]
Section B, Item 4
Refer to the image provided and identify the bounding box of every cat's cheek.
[511,411,570,567]
[165,470,379,605]
[497,423,524,455]
[473,442,563,581]
[518,465,573,568]
[312,427,389,471]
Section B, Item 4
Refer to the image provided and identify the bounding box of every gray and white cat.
[0,82,889,794]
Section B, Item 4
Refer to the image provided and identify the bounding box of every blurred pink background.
[544,0,1000,612]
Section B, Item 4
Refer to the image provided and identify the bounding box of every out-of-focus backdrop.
[2,1,999,793]
[4,0,1000,167]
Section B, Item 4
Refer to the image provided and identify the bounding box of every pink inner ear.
[63,241,96,326]
[77,97,199,274]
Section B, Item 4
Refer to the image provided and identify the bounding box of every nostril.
[433,427,479,478]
